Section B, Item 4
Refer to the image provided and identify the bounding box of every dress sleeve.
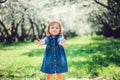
[43,36,49,44]
[57,36,65,44]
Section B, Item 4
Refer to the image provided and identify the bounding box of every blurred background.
[0,0,120,42]
[0,0,120,80]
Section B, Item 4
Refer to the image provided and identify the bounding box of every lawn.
[0,36,120,80]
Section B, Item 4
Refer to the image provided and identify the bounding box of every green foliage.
[0,36,120,80]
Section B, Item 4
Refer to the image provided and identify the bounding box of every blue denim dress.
[40,35,68,74]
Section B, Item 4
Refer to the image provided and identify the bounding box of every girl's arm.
[37,37,49,46]
[59,40,67,46]
[57,36,67,46]
[37,39,45,46]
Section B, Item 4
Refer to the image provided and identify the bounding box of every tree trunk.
[0,20,13,43]
[18,16,26,42]
[29,17,36,41]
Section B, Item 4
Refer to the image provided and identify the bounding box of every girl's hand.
[59,40,67,46]
[37,39,45,46]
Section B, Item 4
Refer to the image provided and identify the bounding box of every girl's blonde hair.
[46,21,63,36]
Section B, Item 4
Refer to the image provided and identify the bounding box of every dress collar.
[49,35,59,40]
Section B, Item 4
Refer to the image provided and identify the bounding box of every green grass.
[0,36,120,80]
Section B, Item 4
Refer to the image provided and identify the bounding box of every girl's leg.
[46,74,53,80]
[56,73,62,80]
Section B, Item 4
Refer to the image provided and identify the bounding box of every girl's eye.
[51,27,54,29]
[56,27,59,29]
[50,26,59,29]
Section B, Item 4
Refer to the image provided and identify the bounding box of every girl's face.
[49,23,60,36]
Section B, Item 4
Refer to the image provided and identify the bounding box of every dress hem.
[40,70,68,74]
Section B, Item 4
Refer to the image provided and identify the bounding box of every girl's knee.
[46,74,53,80]
[56,73,62,80]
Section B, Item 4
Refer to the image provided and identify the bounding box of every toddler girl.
[38,21,68,80]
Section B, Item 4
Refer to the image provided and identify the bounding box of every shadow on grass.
[22,48,45,57]
[66,38,120,78]
[0,63,44,79]
[67,38,120,65]
[0,41,34,50]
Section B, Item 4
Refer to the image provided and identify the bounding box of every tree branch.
[94,0,111,10]
[94,0,118,13]
[0,0,7,3]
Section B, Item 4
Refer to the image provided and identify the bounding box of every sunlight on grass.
[68,57,87,62]
[67,36,93,45]
[0,36,120,80]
